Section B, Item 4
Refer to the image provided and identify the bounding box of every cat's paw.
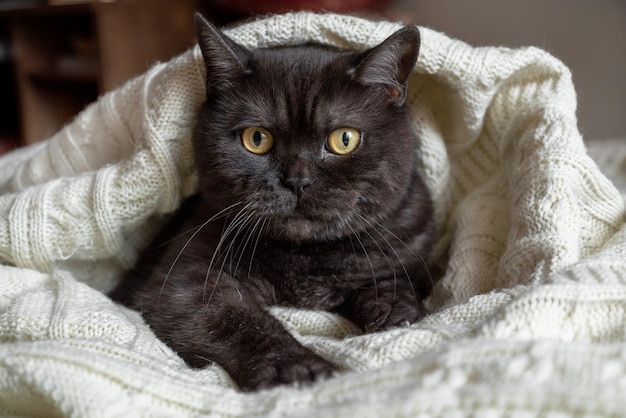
[360,298,428,333]
[234,348,334,391]
[349,284,429,333]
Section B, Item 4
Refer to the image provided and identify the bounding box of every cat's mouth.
[257,188,360,242]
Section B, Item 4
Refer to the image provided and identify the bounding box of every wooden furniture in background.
[3,0,196,145]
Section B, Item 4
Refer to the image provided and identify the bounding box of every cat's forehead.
[253,46,365,92]
[252,45,351,72]
[233,46,371,130]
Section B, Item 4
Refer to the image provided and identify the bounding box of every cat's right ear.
[352,26,420,106]
[194,13,252,90]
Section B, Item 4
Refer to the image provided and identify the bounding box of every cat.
[109,13,436,391]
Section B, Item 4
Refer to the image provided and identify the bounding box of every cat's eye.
[241,127,274,154]
[327,128,361,155]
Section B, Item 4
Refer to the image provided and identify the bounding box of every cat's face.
[193,15,421,242]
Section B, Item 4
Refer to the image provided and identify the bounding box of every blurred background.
[0,0,624,155]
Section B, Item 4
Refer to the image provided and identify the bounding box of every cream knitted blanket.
[1,12,625,417]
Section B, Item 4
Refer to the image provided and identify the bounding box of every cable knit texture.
[1,13,625,416]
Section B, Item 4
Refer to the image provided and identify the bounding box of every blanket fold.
[1,12,625,417]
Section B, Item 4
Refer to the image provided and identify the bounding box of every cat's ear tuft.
[352,26,420,105]
[194,13,252,90]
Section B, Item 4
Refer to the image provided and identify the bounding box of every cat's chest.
[172,198,430,309]
[245,239,360,281]
[240,240,357,306]
[233,236,405,309]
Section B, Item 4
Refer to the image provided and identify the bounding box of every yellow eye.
[242,127,273,154]
[327,128,361,155]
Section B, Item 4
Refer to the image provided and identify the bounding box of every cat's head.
[193,14,422,242]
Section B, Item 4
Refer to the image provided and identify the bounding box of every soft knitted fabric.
[1,12,625,417]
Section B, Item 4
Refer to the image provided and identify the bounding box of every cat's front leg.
[342,279,429,333]
[161,279,334,391]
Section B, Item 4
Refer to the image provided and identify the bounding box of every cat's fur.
[110,14,436,391]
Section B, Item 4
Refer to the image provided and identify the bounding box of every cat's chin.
[271,216,342,243]
[277,219,325,242]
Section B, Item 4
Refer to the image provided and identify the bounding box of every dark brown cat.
[110,13,436,391]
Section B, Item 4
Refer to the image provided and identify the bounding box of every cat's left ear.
[352,26,420,106]
[194,13,252,90]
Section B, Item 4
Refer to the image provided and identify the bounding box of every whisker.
[231,215,263,277]
[361,213,435,293]
[355,212,415,299]
[231,218,264,278]
[157,201,245,304]
[354,213,400,298]
[247,218,268,282]
[203,203,255,304]
[339,211,377,298]
[154,201,243,249]
[213,210,257,289]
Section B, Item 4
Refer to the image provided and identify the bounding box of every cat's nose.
[281,159,315,197]
[282,176,314,197]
